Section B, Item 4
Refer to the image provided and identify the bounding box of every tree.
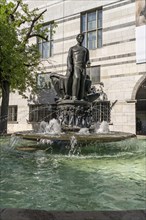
[0,0,55,134]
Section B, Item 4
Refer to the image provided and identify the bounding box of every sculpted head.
[76,33,84,44]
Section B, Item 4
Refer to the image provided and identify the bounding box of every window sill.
[8,121,19,124]
[89,47,102,51]
[40,56,53,61]
[27,121,40,124]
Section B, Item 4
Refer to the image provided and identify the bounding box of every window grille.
[29,105,54,122]
[92,101,110,122]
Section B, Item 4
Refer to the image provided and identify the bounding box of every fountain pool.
[0,136,145,211]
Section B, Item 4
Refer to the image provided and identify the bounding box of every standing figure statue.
[66,33,90,100]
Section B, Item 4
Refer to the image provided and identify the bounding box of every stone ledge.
[0,209,146,220]
[126,99,137,103]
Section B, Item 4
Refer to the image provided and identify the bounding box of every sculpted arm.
[50,73,60,79]
[86,48,91,67]
[67,47,73,72]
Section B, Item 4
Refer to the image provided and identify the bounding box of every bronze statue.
[50,34,102,103]
[50,73,67,99]
[66,33,90,100]
[50,72,101,102]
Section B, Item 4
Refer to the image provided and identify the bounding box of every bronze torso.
[70,45,88,68]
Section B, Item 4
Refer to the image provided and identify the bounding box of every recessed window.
[8,106,17,122]
[37,73,52,89]
[0,105,17,122]
[81,9,102,49]
[38,23,53,59]
[92,101,111,123]
[29,105,52,122]
[87,66,100,84]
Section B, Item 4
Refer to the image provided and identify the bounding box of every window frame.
[37,72,52,89]
[86,65,101,84]
[29,104,52,123]
[8,105,18,122]
[81,8,103,49]
[0,105,18,122]
[38,23,54,59]
[92,101,111,123]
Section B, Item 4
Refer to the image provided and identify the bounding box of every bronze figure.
[66,33,90,100]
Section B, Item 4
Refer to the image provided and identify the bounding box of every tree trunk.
[0,80,10,134]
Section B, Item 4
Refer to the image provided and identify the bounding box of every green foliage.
[0,0,55,96]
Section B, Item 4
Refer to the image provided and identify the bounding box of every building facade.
[1,0,146,134]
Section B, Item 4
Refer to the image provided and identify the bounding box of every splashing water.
[95,121,100,130]
[39,121,48,133]
[78,128,90,135]
[39,119,61,135]
[9,135,21,149]
[69,136,78,155]
[39,139,53,145]
[96,121,109,133]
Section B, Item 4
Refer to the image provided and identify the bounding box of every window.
[8,106,17,122]
[37,73,52,89]
[92,101,111,123]
[87,66,100,84]
[29,105,53,122]
[38,23,53,59]
[0,105,17,122]
[81,9,102,49]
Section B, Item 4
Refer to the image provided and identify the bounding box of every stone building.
[1,0,146,134]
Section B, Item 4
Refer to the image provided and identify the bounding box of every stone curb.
[0,209,146,220]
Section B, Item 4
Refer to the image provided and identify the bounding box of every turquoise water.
[0,137,146,211]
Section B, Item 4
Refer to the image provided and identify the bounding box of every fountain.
[0,133,146,214]
[15,34,136,147]
[0,34,145,220]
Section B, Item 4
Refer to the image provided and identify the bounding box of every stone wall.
[1,0,145,133]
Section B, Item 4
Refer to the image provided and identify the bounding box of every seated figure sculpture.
[50,73,66,99]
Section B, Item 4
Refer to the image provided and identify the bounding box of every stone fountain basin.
[15,131,136,144]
